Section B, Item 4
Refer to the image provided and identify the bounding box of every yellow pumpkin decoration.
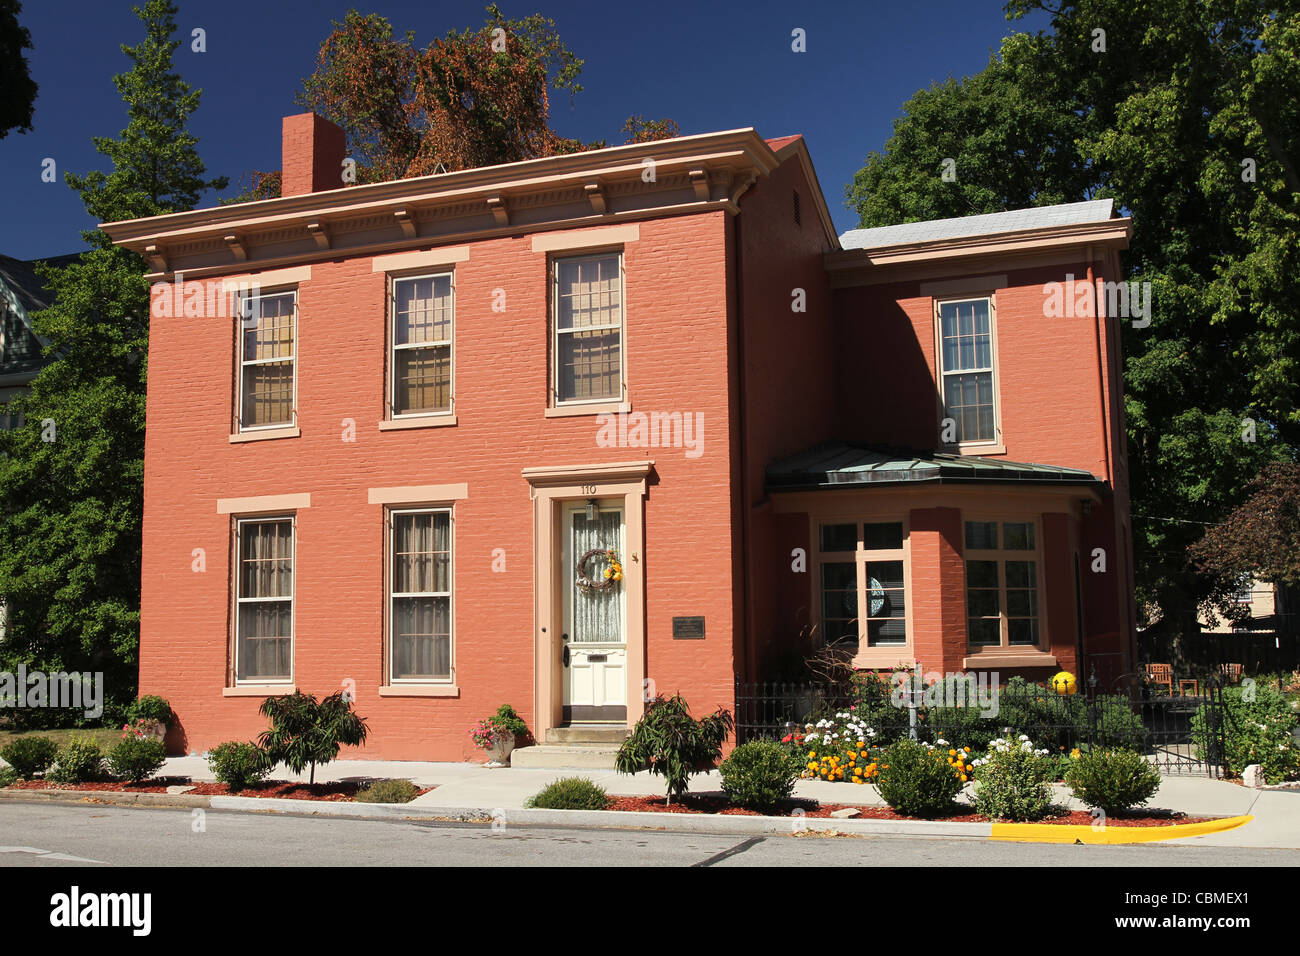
[1051,670,1078,695]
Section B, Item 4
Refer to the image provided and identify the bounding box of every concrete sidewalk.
[152,755,1298,847]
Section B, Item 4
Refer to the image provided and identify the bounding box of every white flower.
[1018,734,1029,742]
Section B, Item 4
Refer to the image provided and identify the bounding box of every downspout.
[1088,246,1111,483]
[732,181,757,685]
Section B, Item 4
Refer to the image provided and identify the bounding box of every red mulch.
[5,778,432,802]
[604,794,1208,825]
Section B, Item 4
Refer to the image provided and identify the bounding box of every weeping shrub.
[257,691,369,784]
[615,694,734,803]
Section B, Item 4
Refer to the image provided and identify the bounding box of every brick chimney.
[281,113,347,197]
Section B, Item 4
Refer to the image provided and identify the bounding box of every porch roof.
[766,442,1103,491]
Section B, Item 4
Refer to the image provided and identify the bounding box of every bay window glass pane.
[965,521,998,551]
[966,558,999,589]
[1008,618,1039,645]
[865,559,905,647]
[821,561,857,645]
[862,522,904,550]
[1004,522,1035,550]
[819,523,857,553]
[967,618,1001,646]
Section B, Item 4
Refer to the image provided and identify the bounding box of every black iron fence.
[735,677,1227,777]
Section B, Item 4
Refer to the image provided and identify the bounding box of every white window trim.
[233,514,295,686]
[934,294,1003,453]
[386,506,455,685]
[388,271,455,420]
[237,290,298,433]
[551,251,627,408]
[962,517,1047,652]
[813,518,913,666]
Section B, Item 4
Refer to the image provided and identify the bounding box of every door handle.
[562,644,570,668]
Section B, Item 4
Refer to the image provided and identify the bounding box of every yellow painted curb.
[990,814,1253,845]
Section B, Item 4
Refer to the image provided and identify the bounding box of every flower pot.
[484,736,514,768]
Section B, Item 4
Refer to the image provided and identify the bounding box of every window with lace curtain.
[552,253,624,404]
[234,517,294,682]
[389,508,452,682]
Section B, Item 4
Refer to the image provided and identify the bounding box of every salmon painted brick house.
[103,114,1138,761]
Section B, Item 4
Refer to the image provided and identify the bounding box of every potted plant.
[470,715,515,767]
[127,695,174,740]
[492,704,532,747]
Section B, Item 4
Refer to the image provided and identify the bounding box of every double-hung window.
[389,508,453,682]
[817,520,908,650]
[391,274,453,417]
[965,520,1041,648]
[937,297,997,446]
[238,291,296,429]
[553,253,624,405]
[235,517,294,682]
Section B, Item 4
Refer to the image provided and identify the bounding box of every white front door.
[561,501,627,723]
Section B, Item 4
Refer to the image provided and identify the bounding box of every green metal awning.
[766,442,1102,492]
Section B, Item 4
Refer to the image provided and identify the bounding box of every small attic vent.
[793,190,802,226]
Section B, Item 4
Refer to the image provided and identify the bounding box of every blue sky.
[1,0,1050,258]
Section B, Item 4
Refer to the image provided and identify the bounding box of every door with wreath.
[560,500,627,723]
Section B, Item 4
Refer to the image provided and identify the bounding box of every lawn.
[0,726,122,750]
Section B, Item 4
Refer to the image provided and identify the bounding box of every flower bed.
[4,778,433,802]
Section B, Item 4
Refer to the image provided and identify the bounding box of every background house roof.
[766,441,1102,491]
[0,253,77,382]
[838,199,1115,250]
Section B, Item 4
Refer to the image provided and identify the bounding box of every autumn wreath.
[576,548,623,591]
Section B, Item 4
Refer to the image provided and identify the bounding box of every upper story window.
[234,516,294,683]
[553,253,624,405]
[964,519,1041,649]
[937,297,998,446]
[391,274,453,417]
[238,291,296,430]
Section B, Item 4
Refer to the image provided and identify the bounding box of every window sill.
[378,684,459,698]
[230,426,300,444]
[962,651,1057,669]
[544,400,629,419]
[852,648,914,670]
[943,442,1006,457]
[224,684,296,697]
[378,415,457,431]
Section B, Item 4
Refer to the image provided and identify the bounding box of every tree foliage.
[614,694,734,803]
[228,6,678,198]
[0,0,38,138]
[257,691,370,784]
[0,0,225,718]
[847,1,1300,643]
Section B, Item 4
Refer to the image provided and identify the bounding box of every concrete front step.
[546,725,629,745]
[510,744,622,769]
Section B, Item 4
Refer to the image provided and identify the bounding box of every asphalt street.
[1,803,1298,867]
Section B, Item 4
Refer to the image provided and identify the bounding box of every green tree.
[257,692,370,784]
[0,0,225,721]
[846,2,1300,651]
[0,0,38,138]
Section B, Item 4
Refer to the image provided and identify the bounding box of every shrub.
[795,710,885,783]
[0,736,59,778]
[874,738,965,817]
[46,737,106,783]
[356,779,420,804]
[1065,748,1161,813]
[849,670,910,741]
[971,736,1056,821]
[615,694,734,803]
[127,694,174,729]
[0,766,17,788]
[107,736,167,783]
[207,742,271,792]
[995,678,1144,750]
[1192,684,1300,784]
[922,705,1000,751]
[258,691,369,784]
[720,741,801,811]
[526,777,610,810]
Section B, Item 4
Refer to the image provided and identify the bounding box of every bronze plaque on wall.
[672,616,705,640]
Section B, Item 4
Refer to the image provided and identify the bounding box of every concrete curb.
[0,788,1253,843]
